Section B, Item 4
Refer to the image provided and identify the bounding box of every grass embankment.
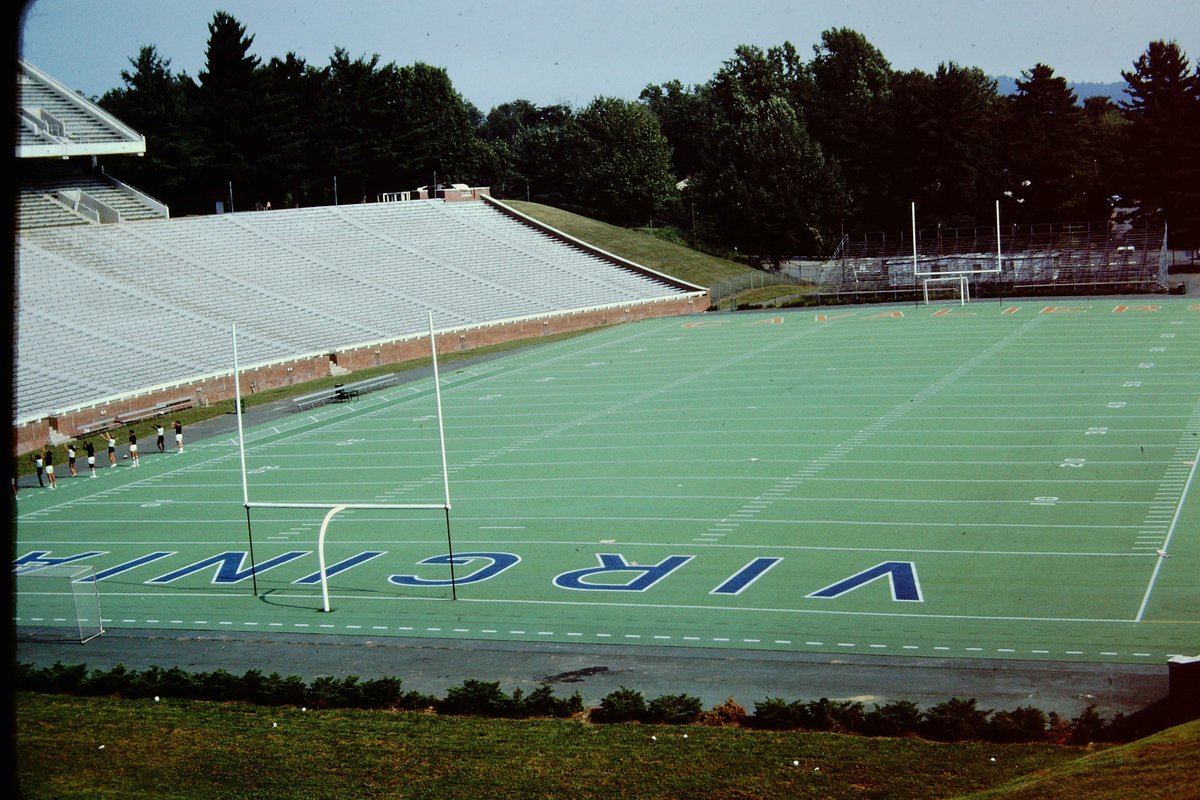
[25,693,1194,800]
[957,717,1200,799]
[504,199,754,288]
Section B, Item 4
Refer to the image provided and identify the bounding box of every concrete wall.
[15,296,707,454]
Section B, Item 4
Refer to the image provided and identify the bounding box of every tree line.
[96,13,1200,262]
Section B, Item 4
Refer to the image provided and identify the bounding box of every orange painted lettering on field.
[746,316,784,325]
[1189,304,1200,312]
[681,320,730,328]
[1112,305,1161,313]
[930,309,976,317]
[1001,306,1021,314]
[863,310,904,320]
[1040,306,1090,314]
[814,313,857,322]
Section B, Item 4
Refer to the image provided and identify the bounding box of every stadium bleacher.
[815,219,1168,301]
[14,60,705,434]
[16,198,702,425]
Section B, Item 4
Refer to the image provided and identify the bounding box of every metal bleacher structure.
[814,217,1168,303]
[14,59,707,442]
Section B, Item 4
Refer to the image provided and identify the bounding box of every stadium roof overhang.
[16,59,146,159]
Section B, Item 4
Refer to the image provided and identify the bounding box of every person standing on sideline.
[44,448,57,489]
[67,443,78,477]
[33,452,44,487]
[105,432,117,466]
[174,420,183,453]
[86,440,97,477]
[156,423,166,453]
[128,429,139,466]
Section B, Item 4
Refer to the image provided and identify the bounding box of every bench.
[77,418,117,436]
[292,388,340,411]
[116,397,195,426]
[337,374,400,396]
[291,375,401,410]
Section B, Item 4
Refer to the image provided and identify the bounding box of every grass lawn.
[14,692,1121,800]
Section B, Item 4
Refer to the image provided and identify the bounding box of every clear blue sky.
[17,0,1200,111]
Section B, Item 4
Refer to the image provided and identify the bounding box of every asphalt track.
[12,328,1176,718]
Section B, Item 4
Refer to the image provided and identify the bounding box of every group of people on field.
[26,420,183,490]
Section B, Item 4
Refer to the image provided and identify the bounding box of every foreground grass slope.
[15,692,1076,800]
[17,693,1198,800]
[957,717,1200,800]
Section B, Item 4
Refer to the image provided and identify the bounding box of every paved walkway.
[14,628,1169,717]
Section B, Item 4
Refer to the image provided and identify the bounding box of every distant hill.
[994,75,1127,104]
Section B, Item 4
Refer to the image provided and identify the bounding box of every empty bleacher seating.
[15,199,698,423]
[814,220,1167,301]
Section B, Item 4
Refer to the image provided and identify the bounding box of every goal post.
[909,200,1006,305]
[14,563,104,643]
[232,311,457,611]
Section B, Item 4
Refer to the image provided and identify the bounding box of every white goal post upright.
[232,312,457,611]
[232,323,259,596]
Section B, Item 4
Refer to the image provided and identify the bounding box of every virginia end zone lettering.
[15,550,924,603]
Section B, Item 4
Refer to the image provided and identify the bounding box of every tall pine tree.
[1120,40,1200,246]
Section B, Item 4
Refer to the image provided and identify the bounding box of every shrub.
[357,676,406,709]
[749,697,805,730]
[697,696,747,727]
[862,700,922,737]
[80,664,133,697]
[396,689,439,711]
[514,684,583,718]
[986,706,1049,743]
[645,693,703,725]
[252,671,308,707]
[439,680,514,717]
[803,697,865,733]
[306,675,371,709]
[920,697,991,742]
[17,661,89,693]
[591,686,647,723]
[148,666,204,700]
[196,668,248,702]
[1046,711,1073,744]
[1068,705,1112,745]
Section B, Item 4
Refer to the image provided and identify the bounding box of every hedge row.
[16,661,1131,743]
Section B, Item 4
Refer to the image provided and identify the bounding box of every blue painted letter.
[554,553,692,592]
[806,561,923,602]
[390,552,520,587]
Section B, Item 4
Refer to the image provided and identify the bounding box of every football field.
[15,298,1200,665]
